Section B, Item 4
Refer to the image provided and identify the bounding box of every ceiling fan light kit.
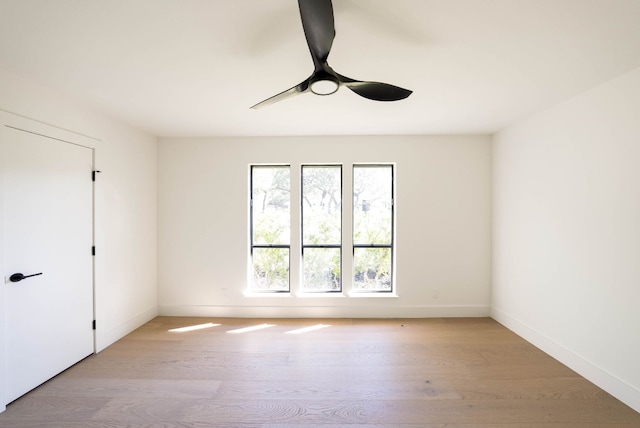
[310,77,340,95]
[251,0,412,109]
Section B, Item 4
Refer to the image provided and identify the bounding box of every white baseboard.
[491,307,640,413]
[95,305,158,352]
[158,304,490,319]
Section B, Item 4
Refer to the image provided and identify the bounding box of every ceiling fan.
[251,0,412,109]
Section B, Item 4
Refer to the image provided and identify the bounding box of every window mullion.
[289,162,302,295]
[342,164,354,295]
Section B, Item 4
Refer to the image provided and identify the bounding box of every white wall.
[158,135,491,318]
[492,67,640,412]
[0,68,158,409]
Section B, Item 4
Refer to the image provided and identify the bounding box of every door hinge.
[92,246,96,256]
[92,170,101,181]
[92,320,96,330]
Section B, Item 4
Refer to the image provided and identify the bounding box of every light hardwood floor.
[0,317,638,427]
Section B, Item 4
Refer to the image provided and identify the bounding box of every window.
[301,165,342,292]
[353,165,394,292]
[249,163,394,294]
[250,165,290,292]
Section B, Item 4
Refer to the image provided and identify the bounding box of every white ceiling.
[1,0,640,137]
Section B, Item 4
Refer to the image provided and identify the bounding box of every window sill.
[348,292,399,298]
[243,291,293,298]
[243,291,399,298]
[295,291,346,298]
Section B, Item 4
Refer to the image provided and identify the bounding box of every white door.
[2,123,94,403]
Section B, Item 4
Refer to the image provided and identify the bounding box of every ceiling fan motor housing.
[310,70,340,95]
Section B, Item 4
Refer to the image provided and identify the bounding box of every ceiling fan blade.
[250,79,311,109]
[298,0,335,65]
[338,74,412,101]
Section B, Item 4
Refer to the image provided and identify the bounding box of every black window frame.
[352,164,395,293]
[249,165,291,293]
[301,164,343,293]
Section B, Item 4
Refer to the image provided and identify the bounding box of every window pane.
[353,247,392,291]
[303,247,341,292]
[252,166,290,245]
[302,166,341,245]
[252,247,289,291]
[353,166,392,245]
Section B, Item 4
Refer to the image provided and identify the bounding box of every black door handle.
[9,272,43,282]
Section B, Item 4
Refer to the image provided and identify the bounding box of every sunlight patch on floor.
[226,323,276,334]
[285,324,331,334]
[168,322,221,333]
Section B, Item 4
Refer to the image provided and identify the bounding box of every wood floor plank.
[214,379,460,400]
[28,378,221,399]
[451,377,614,400]
[0,316,638,427]
[0,396,110,422]
[63,358,457,382]
[456,425,638,428]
